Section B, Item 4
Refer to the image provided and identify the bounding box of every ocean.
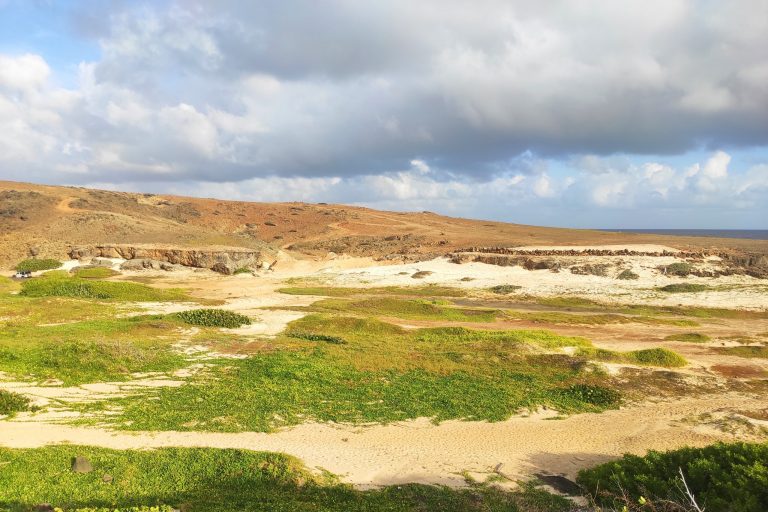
[599,229,768,240]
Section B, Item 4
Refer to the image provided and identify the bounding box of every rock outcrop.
[69,244,274,274]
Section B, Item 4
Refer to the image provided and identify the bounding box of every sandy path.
[2,394,762,487]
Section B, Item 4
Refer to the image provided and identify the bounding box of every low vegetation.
[87,316,624,432]
[578,347,687,368]
[578,442,768,512]
[715,346,768,359]
[0,446,571,512]
[20,273,188,301]
[277,285,466,297]
[616,269,639,280]
[311,297,499,322]
[0,390,32,416]
[14,258,62,272]
[71,267,120,279]
[175,309,251,328]
[489,284,522,294]
[659,283,710,293]
[664,332,711,343]
[504,310,696,327]
[661,262,694,276]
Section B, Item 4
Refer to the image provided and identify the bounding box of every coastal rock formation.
[69,244,274,274]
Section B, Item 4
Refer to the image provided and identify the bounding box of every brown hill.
[1,180,766,270]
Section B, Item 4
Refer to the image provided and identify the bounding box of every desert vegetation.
[14,258,62,272]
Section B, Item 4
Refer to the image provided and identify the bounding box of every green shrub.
[627,348,686,367]
[577,442,768,512]
[14,258,62,272]
[616,269,639,280]
[176,309,251,328]
[664,332,711,343]
[287,331,347,344]
[489,284,522,294]
[71,267,119,279]
[233,267,252,275]
[662,262,693,276]
[659,283,709,293]
[559,384,621,407]
[0,389,32,416]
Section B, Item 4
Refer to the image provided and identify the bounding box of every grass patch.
[14,258,61,272]
[0,276,20,294]
[20,273,188,302]
[233,267,252,275]
[664,332,711,343]
[715,346,768,359]
[71,267,120,279]
[0,315,188,385]
[489,284,522,294]
[87,315,620,432]
[175,309,251,328]
[0,390,32,416]
[311,297,499,322]
[578,347,687,368]
[626,348,687,367]
[659,283,710,293]
[578,442,768,512]
[0,446,571,512]
[277,285,466,297]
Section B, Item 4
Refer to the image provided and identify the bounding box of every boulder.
[71,456,93,473]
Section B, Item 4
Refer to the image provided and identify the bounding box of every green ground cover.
[659,283,711,293]
[20,272,187,301]
[278,285,467,297]
[715,346,768,359]
[664,332,711,343]
[0,315,189,385]
[533,296,768,319]
[82,315,627,432]
[71,267,121,279]
[0,446,570,512]
[577,347,687,368]
[310,297,499,322]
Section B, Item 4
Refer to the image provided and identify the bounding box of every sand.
[1,394,764,487]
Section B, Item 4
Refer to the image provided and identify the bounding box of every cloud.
[0,1,766,227]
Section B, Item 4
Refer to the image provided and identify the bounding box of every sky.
[0,1,766,228]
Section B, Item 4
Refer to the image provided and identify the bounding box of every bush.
[559,384,621,407]
[176,309,251,328]
[0,389,32,416]
[616,269,639,280]
[489,284,522,294]
[664,332,711,343]
[287,331,347,344]
[627,348,687,367]
[14,258,61,272]
[233,267,252,275]
[662,262,693,276]
[659,283,709,293]
[577,442,768,512]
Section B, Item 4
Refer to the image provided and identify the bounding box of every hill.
[1,180,766,269]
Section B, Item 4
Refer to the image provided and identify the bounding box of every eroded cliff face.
[68,244,276,274]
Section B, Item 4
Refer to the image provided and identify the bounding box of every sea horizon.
[598,229,768,240]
